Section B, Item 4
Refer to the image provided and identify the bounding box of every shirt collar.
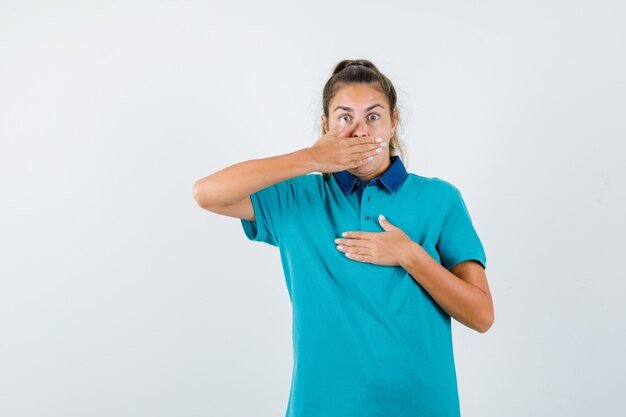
[333,155,408,195]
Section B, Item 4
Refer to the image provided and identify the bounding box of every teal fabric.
[240,157,487,417]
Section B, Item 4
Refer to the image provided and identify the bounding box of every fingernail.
[381,142,387,147]
[376,137,382,142]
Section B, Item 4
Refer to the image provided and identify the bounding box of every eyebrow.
[333,103,385,113]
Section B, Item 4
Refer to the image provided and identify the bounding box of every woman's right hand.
[306,121,387,173]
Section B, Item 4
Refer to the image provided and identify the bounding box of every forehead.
[330,83,386,107]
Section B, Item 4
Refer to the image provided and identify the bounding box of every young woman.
[193,59,494,417]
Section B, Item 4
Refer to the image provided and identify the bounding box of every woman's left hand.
[334,214,426,267]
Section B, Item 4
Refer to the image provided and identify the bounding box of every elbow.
[192,179,213,209]
[476,310,495,334]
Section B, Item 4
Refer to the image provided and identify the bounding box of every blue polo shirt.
[240,155,487,417]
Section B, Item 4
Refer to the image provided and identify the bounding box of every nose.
[352,118,368,137]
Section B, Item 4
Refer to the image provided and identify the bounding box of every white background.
[1,1,624,416]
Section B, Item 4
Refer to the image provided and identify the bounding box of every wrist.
[297,147,319,173]
[400,241,428,271]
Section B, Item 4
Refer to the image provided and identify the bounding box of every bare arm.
[401,244,494,333]
[192,148,315,219]
[193,120,385,220]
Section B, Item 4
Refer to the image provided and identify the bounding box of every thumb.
[378,214,397,231]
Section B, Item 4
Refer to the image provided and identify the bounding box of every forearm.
[193,148,315,208]
[400,242,492,333]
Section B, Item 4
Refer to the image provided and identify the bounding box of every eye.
[368,113,381,121]
[339,115,352,123]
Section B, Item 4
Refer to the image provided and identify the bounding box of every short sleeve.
[240,176,300,247]
[436,188,487,270]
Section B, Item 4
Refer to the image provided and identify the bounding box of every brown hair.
[320,59,408,181]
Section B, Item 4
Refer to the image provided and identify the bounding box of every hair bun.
[332,59,379,76]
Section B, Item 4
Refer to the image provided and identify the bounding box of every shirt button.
[365,214,371,220]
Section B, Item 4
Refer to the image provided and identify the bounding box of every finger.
[348,136,382,147]
[350,142,387,157]
[328,119,350,137]
[350,141,385,153]
[352,149,384,164]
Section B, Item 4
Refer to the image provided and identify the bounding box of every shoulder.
[404,172,460,198]
[271,173,319,190]
[296,172,331,190]
[300,172,324,183]
[274,173,325,199]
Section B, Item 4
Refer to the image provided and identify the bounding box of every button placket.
[362,185,371,221]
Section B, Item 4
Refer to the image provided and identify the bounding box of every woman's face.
[322,83,398,179]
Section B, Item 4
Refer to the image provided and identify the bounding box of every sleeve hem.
[240,191,275,245]
[445,254,487,271]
